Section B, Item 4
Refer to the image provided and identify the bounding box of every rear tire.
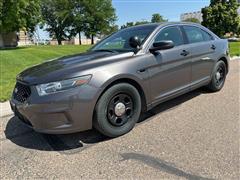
[207,60,227,92]
[94,83,141,137]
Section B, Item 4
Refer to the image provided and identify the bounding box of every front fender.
[91,73,151,110]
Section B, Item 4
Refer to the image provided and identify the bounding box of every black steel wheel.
[207,60,227,92]
[107,93,133,127]
[94,83,141,137]
[214,64,225,87]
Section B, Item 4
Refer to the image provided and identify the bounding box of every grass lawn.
[229,42,240,57]
[0,45,91,102]
[0,42,239,102]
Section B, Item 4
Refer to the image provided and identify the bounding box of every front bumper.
[10,84,100,134]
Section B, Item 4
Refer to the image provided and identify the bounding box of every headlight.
[36,75,91,96]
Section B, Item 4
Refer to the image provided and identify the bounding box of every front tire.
[94,83,141,137]
[207,60,227,92]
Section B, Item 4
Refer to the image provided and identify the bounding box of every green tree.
[120,20,149,29]
[183,18,200,23]
[135,20,149,25]
[202,0,240,37]
[69,0,85,45]
[101,24,119,35]
[151,13,167,23]
[41,0,74,45]
[70,0,118,44]
[0,0,41,33]
[121,13,168,29]
[120,22,135,29]
[81,0,117,44]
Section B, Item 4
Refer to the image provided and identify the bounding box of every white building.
[180,11,203,23]
[17,30,33,46]
[0,33,18,48]
[0,30,33,48]
[181,1,240,23]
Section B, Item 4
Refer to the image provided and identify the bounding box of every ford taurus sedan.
[10,22,229,137]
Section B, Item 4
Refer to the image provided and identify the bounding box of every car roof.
[126,22,202,29]
[123,22,215,37]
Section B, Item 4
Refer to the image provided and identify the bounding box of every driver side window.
[154,26,184,46]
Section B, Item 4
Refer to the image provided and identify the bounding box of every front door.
[148,26,192,103]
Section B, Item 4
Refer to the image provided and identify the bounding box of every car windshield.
[91,25,158,52]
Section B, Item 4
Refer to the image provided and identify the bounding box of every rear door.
[182,25,216,87]
[148,25,192,103]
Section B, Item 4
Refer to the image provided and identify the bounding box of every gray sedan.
[10,22,229,137]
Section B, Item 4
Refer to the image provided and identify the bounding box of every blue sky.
[38,0,210,40]
[113,0,209,25]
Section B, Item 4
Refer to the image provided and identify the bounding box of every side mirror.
[150,40,174,53]
[129,36,142,48]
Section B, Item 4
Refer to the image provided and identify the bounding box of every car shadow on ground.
[5,88,209,153]
[120,152,214,180]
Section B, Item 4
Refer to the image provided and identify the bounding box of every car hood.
[17,51,134,85]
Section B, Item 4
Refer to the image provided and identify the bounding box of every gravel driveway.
[0,60,239,179]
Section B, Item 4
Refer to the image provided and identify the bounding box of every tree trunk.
[91,34,94,45]
[57,38,62,45]
[78,32,82,45]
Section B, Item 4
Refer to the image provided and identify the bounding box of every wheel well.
[219,57,229,73]
[97,78,147,112]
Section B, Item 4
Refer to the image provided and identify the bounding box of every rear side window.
[183,26,213,43]
[201,30,213,41]
[154,26,184,46]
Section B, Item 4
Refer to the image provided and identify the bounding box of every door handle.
[211,44,216,50]
[137,68,146,73]
[180,50,189,56]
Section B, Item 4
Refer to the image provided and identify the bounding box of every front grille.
[13,82,31,103]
